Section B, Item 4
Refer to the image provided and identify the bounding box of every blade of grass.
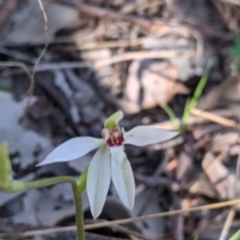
[229,229,240,240]
[182,59,214,125]
[182,96,191,128]
[160,104,179,131]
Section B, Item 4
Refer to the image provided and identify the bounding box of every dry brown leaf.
[202,151,239,200]
[188,173,218,198]
[141,61,188,109]
[212,132,239,153]
[197,76,240,110]
[124,60,189,110]
[124,60,141,105]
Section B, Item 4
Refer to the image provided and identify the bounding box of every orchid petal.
[124,126,178,146]
[111,151,135,209]
[38,137,104,166]
[87,144,111,219]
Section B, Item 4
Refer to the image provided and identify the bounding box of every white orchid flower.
[38,111,178,219]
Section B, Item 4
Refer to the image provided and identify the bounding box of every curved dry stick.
[0,61,34,93]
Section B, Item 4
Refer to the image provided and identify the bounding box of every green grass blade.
[182,59,214,125]
[159,103,179,131]
[229,229,240,240]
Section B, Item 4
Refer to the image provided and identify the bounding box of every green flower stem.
[24,176,85,240]
[23,176,76,190]
[72,181,85,240]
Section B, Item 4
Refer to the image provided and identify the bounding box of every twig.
[1,62,90,77]
[0,61,34,94]
[84,199,240,230]
[219,208,235,240]
[61,37,150,50]
[2,198,240,237]
[220,124,240,240]
[0,222,149,240]
[30,61,90,72]
[94,50,197,69]
[1,50,196,76]
[153,109,236,131]
[190,108,236,127]
[0,47,36,63]
[29,0,49,96]
[217,0,240,6]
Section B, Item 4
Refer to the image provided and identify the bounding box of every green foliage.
[0,142,12,187]
[0,142,25,192]
[229,36,240,72]
[182,59,213,125]
[160,103,179,131]
[229,229,240,240]
[160,59,213,132]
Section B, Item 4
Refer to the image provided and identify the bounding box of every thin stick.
[29,0,49,96]
[63,37,149,50]
[218,0,240,6]
[220,125,240,240]
[94,49,196,69]
[219,208,235,240]
[0,61,34,93]
[190,108,236,127]
[2,198,240,238]
[84,199,240,229]
[153,108,236,131]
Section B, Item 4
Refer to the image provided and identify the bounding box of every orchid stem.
[24,176,85,240]
[72,181,85,240]
[24,176,76,189]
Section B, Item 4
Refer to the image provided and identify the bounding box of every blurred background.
[0,0,240,239]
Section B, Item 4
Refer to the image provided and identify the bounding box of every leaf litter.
[1,0,240,239]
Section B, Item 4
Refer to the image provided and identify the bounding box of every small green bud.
[1,180,26,193]
[0,142,12,188]
[0,142,26,193]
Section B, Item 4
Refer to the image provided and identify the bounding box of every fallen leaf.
[212,132,239,153]
[197,76,240,110]
[124,60,189,110]
[141,61,189,109]
[188,173,218,198]
[202,151,240,200]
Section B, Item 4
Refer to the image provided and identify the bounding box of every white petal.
[87,144,111,219]
[38,137,104,166]
[111,151,135,209]
[124,126,178,146]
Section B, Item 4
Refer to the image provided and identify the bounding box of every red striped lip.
[106,129,124,147]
